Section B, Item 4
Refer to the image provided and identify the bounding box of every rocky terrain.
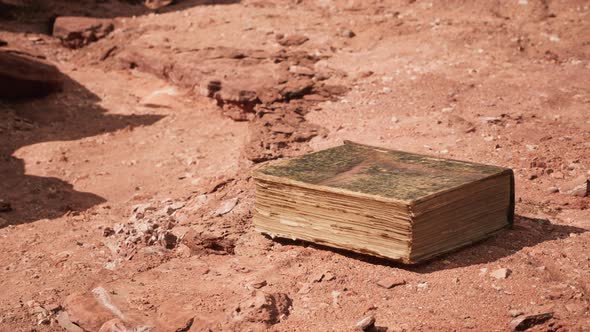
[0,0,589,331]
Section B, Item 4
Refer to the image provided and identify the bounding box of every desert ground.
[0,0,589,331]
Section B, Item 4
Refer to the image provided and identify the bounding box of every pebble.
[509,309,523,317]
[339,29,356,38]
[102,227,115,237]
[298,283,312,295]
[249,280,267,289]
[214,198,239,216]
[56,311,84,332]
[490,268,511,279]
[479,116,502,124]
[331,290,341,307]
[550,171,564,179]
[289,65,315,76]
[546,186,559,194]
[323,272,336,281]
[417,282,428,290]
[377,277,406,289]
[310,272,325,283]
[355,315,376,331]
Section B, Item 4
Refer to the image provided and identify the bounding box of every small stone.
[56,311,84,332]
[310,272,324,283]
[37,317,50,325]
[114,223,125,234]
[355,315,376,331]
[417,282,428,290]
[550,171,564,179]
[339,29,356,38]
[377,277,406,289]
[160,232,178,249]
[298,283,312,295]
[490,268,511,279]
[530,160,547,168]
[102,227,114,237]
[479,116,502,124]
[509,312,553,331]
[331,290,341,307]
[546,186,559,194]
[249,280,267,289]
[509,309,523,317]
[357,70,374,79]
[289,65,314,76]
[214,198,239,216]
[323,272,336,281]
[276,34,309,47]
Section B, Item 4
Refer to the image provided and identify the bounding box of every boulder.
[53,16,114,49]
[0,51,63,99]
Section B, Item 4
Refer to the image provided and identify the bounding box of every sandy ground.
[1,0,590,331]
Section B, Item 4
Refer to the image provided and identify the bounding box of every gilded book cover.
[253,141,515,263]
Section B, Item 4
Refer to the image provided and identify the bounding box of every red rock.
[276,34,309,47]
[63,288,124,332]
[561,175,589,197]
[53,16,114,49]
[182,228,236,255]
[509,312,553,331]
[377,277,406,289]
[0,51,63,99]
[56,311,84,332]
[232,291,292,325]
[64,293,114,331]
[355,315,376,331]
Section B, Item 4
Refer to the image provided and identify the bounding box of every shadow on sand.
[0,0,240,34]
[0,60,163,227]
[272,215,587,272]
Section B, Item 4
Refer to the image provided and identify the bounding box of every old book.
[253,141,514,264]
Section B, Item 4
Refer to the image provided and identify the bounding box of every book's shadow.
[271,214,586,272]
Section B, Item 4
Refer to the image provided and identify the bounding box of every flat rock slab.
[53,16,114,49]
[509,312,553,331]
[0,50,64,99]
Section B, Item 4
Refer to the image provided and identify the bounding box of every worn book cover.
[253,141,515,263]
